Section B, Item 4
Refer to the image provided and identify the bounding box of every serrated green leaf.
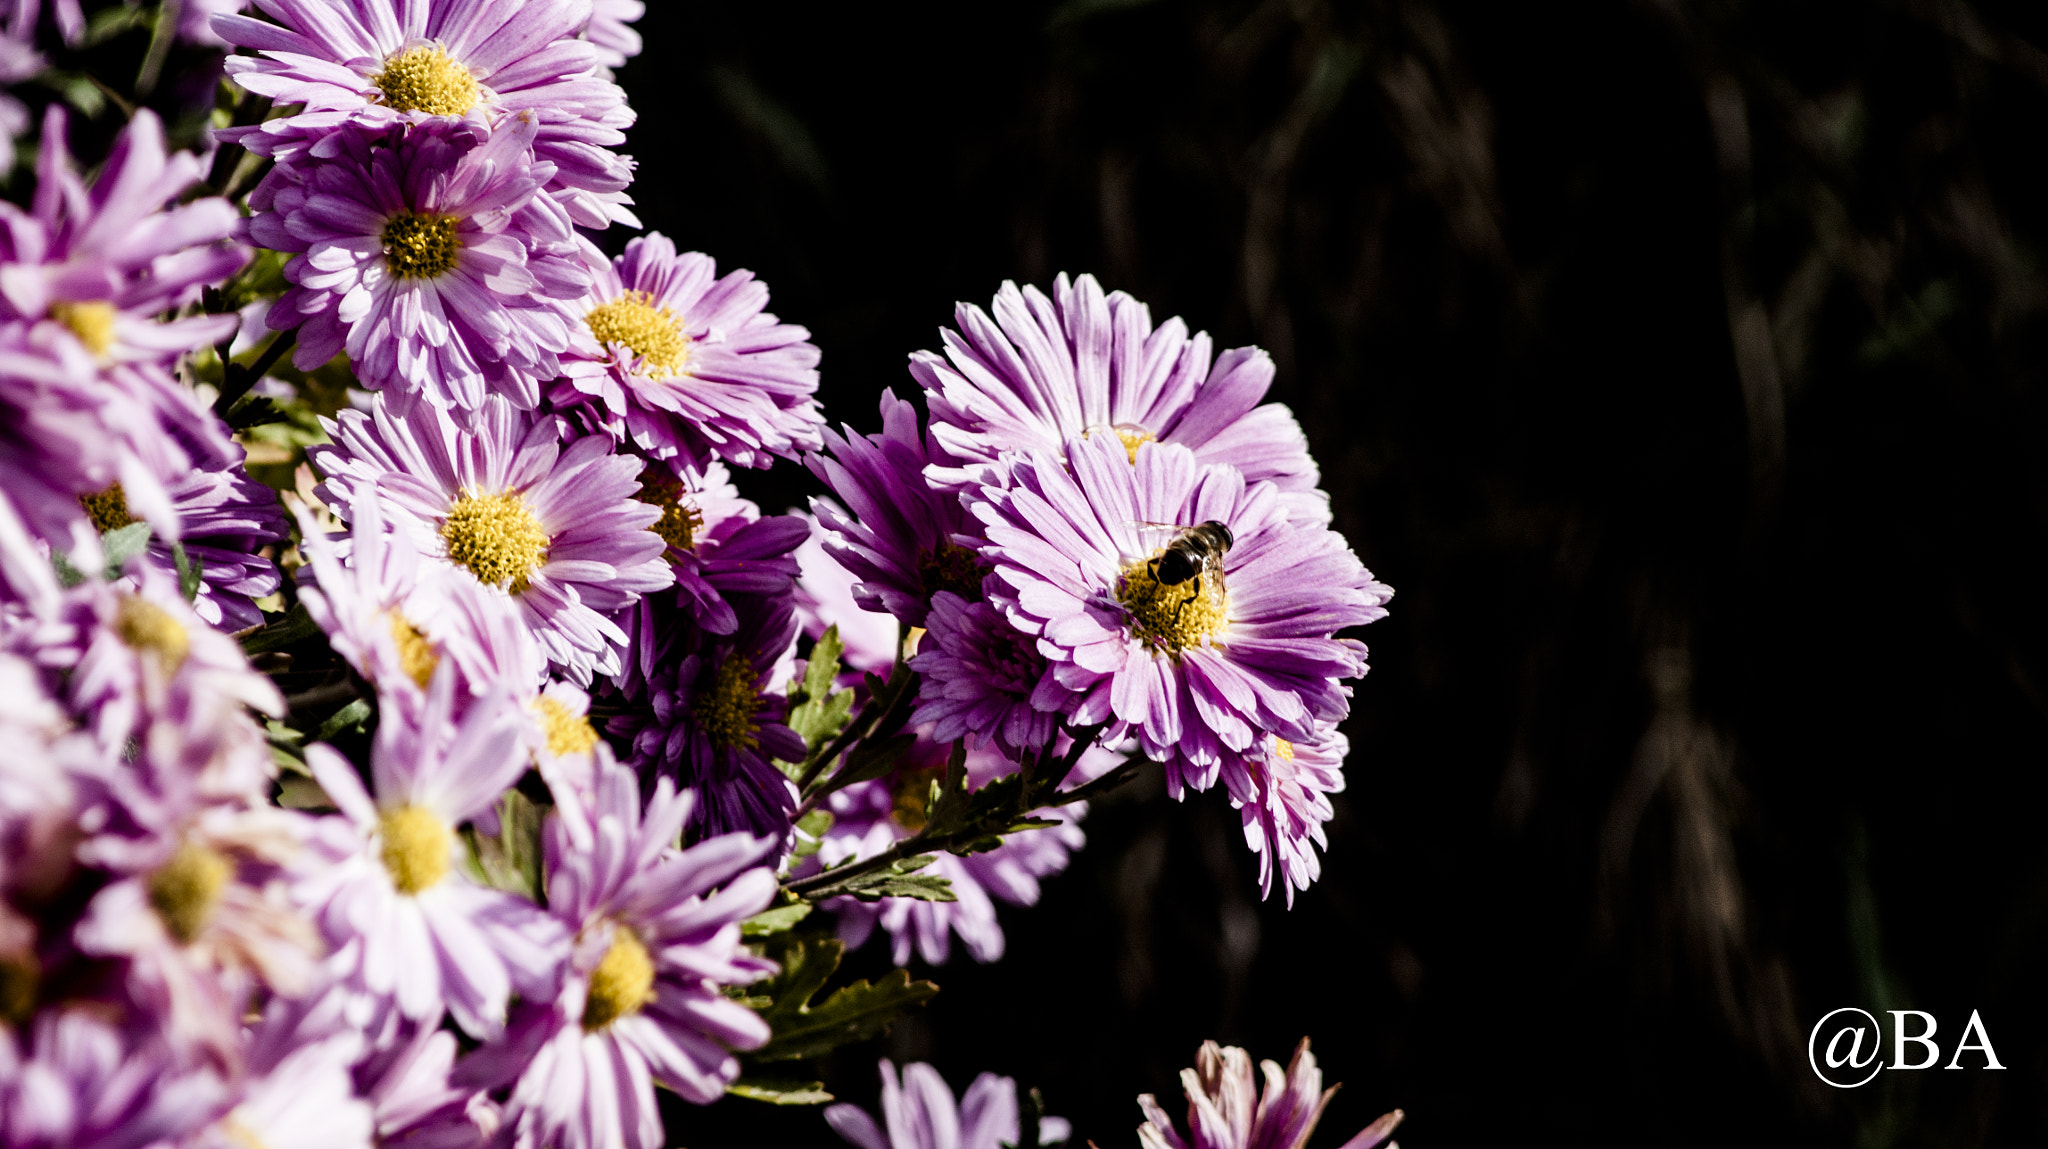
[312,698,372,742]
[170,542,202,602]
[741,903,814,938]
[727,1078,834,1106]
[795,853,949,904]
[463,790,544,903]
[803,626,843,701]
[848,873,956,903]
[782,626,854,761]
[100,522,152,577]
[747,936,939,1063]
[792,807,832,859]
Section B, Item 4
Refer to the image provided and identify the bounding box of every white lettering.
[1944,1010,2005,1070]
[1890,1011,1939,1070]
[1827,1025,1877,1070]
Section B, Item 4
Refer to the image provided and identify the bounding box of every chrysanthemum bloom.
[460,755,778,1149]
[78,446,289,633]
[909,591,1057,762]
[215,0,638,228]
[525,679,602,805]
[0,1008,229,1149]
[1137,1039,1402,1149]
[191,1023,374,1149]
[610,592,804,842]
[311,393,672,684]
[582,0,642,69]
[971,434,1391,801]
[550,233,823,472]
[825,1059,1071,1149]
[626,459,808,637]
[296,490,545,714]
[300,667,568,1037]
[913,273,1329,526]
[1228,724,1348,906]
[808,389,986,627]
[250,116,588,410]
[358,1017,499,1149]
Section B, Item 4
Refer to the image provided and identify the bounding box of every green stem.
[213,327,298,417]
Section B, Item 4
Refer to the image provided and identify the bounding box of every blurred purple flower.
[825,1059,1070,1149]
[1137,1040,1401,1149]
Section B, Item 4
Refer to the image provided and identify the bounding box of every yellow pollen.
[79,483,136,533]
[1113,424,1156,463]
[917,543,987,603]
[581,927,656,1031]
[371,45,483,116]
[148,841,232,946]
[379,805,452,895]
[1274,736,1296,761]
[381,211,461,279]
[586,291,690,379]
[0,953,35,1027]
[387,612,439,690]
[51,301,117,356]
[1116,553,1229,656]
[634,469,704,555]
[441,491,549,593]
[690,654,760,752]
[115,595,190,671]
[535,696,599,758]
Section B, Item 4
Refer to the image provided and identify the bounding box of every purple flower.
[581,0,642,69]
[793,507,900,677]
[0,1009,229,1149]
[0,0,80,48]
[913,274,1329,526]
[459,755,778,1149]
[249,116,587,410]
[807,389,985,628]
[909,591,1058,762]
[300,666,568,1038]
[969,434,1390,803]
[610,591,804,842]
[310,392,673,685]
[1137,1040,1402,1149]
[0,29,39,175]
[549,234,823,472]
[1229,725,1347,906]
[215,0,638,229]
[825,1059,1071,1149]
[628,459,808,638]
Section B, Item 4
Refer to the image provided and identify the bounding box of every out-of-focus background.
[618,2,2048,1145]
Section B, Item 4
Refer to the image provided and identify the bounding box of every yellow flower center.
[581,927,656,1031]
[387,612,439,690]
[51,301,117,357]
[586,291,690,379]
[0,953,36,1027]
[381,211,461,279]
[115,595,190,672]
[79,482,136,533]
[441,491,549,593]
[1273,736,1296,761]
[690,654,760,752]
[379,805,452,895]
[534,695,599,758]
[634,469,704,555]
[917,543,987,603]
[1111,423,1156,463]
[147,841,231,946]
[1116,553,1229,656]
[371,45,483,116]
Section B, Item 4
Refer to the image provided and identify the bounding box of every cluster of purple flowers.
[0,0,1398,1143]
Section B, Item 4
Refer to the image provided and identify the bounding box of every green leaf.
[170,542,202,603]
[781,626,854,764]
[791,807,832,859]
[462,790,545,903]
[240,605,322,655]
[312,698,372,743]
[50,549,86,588]
[741,903,814,938]
[727,1077,834,1105]
[747,936,939,1063]
[100,522,152,577]
[831,732,917,790]
[848,873,957,903]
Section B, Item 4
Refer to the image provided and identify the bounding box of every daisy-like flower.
[250,116,588,410]
[310,392,673,685]
[581,0,643,69]
[296,489,545,714]
[909,591,1057,762]
[459,754,779,1149]
[1229,724,1348,906]
[610,591,804,842]
[626,459,808,637]
[825,1059,1071,1149]
[300,665,568,1038]
[215,0,638,229]
[808,389,985,627]
[78,446,289,633]
[549,233,823,472]
[1137,1039,1402,1149]
[0,1009,229,1149]
[914,273,1329,526]
[970,434,1391,802]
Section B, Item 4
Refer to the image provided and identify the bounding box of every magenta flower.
[825,1059,1071,1149]
[582,0,643,69]
[628,459,809,638]
[549,233,823,472]
[913,273,1329,525]
[458,755,779,1149]
[1228,724,1349,906]
[0,1009,229,1149]
[250,116,587,410]
[216,0,638,228]
[310,392,673,685]
[909,591,1058,762]
[1137,1040,1402,1149]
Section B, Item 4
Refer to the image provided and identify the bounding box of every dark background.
[614,2,2048,1145]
